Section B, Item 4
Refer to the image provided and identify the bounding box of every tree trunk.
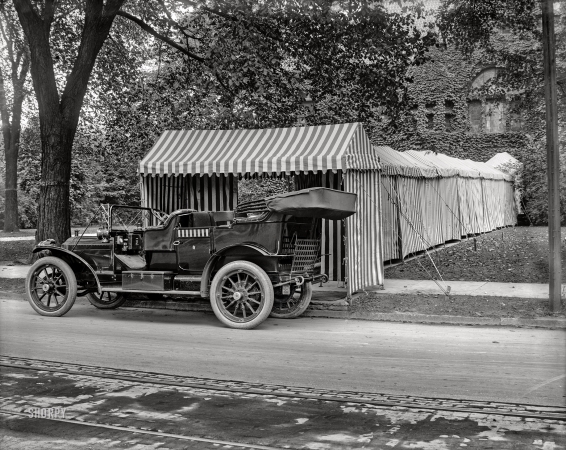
[3,137,19,232]
[4,71,26,233]
[13,0,125,245]
[35,111,74,244]
[0,34,27,232]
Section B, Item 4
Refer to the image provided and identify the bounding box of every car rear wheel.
[210,261,274,329]
[26,257,77,317]
[270,281,313,319]
[86,292,128,309]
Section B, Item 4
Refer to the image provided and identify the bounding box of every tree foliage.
[80,0,438,210]
[438,0,565,225]
[8,0,437,239]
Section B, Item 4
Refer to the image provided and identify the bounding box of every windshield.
[110,206,169,232]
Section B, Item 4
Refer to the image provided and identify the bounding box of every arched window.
[468,67,506,134]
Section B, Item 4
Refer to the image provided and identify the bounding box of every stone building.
[378,46,531,164]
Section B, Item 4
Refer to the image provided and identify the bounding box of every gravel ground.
[384,226,566,284]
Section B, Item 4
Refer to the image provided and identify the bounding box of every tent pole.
[541,0,562,311]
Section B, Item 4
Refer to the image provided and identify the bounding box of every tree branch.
[156,0,202,41]
[13,0,45,36]
[116,10,205,62]
[0,65,12,132]
[43,0,55,29]
[178,0,287,47]
[0,10,15,64]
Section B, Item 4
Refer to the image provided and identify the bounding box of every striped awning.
[140,123,379,176]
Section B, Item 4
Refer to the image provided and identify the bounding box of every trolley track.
[1,355,564,421]
[0,409,280,450]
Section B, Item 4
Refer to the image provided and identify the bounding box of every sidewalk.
[2,265,564,328]
[307,279,566,299]
[0,266,30,278]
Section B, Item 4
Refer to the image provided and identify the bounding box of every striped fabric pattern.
[141,174,237,213]
[139,124,517,295]
[140,123,378,176]
[177,228,210,238]
[377,147,517,263]
[380,175,401,261]
[294,171,345,282]
[344,170,384,295]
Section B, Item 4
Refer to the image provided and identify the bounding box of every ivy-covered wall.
[375,46,531,162]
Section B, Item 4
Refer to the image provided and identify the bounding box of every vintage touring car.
[25,188,357,329]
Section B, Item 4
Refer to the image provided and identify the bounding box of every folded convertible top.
[265,187,357,220]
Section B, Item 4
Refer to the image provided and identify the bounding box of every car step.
[101,287,201,296]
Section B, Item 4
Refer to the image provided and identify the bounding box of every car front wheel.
[210,261,274,329]
[25,256,78,317]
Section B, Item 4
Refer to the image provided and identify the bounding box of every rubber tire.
[86,292,128,309]
[270,281,313,319]
[26,256,78,317]
[210,261,274,330]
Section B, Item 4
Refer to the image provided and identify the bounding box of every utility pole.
[541,0,562,311]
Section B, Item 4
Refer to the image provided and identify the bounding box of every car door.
[175,212,212,273]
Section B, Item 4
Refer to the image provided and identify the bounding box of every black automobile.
[25,187,356,329]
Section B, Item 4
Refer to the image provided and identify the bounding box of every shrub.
[516,143,566,226]
[238,177,294,204]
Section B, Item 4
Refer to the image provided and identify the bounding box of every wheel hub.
[42,283,52,293]
[233,291,242,301]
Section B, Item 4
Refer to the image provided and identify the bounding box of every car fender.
[32,246,102,294]
[200,243,274,297]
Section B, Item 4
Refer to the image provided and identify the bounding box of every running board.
[175,275,202,282]
[101,287,201,296]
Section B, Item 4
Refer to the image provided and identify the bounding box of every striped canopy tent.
[376,148,459,260]
[374,148,516,262]
[433,153,516,232]
[139,123,384,295]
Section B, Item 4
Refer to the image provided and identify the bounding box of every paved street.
[1,297,565,448]
[1,297,564,406]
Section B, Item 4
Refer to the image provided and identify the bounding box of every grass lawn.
[0,227,100,265]
[384,226,566,284]
[0,240,35,264]
[351,293,565,319]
